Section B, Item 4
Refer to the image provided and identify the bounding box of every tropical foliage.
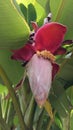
[0,0,73,130]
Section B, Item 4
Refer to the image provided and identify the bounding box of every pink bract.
[26,54,52,106]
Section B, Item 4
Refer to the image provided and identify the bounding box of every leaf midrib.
[55,0,66,21]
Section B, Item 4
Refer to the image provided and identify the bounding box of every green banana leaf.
[50,53,73,117]
[50,0,73,39]
[0,50,23,84]
[0,0,30,49]
[16,0,46,26]
[36,0,50,14]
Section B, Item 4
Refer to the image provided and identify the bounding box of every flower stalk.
[44,100,53,120]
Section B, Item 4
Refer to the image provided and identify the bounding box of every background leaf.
[0,50,23,84]
[50,0,73,39]
[36,0,50,14]
[17,0,46,26]
[0,0,30,49]
[27,3,37,26]
[70,110,73,130]
[0,84,8,94]
[58,53,73,84]
[20,2,37,28]
[50,53,73,117]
